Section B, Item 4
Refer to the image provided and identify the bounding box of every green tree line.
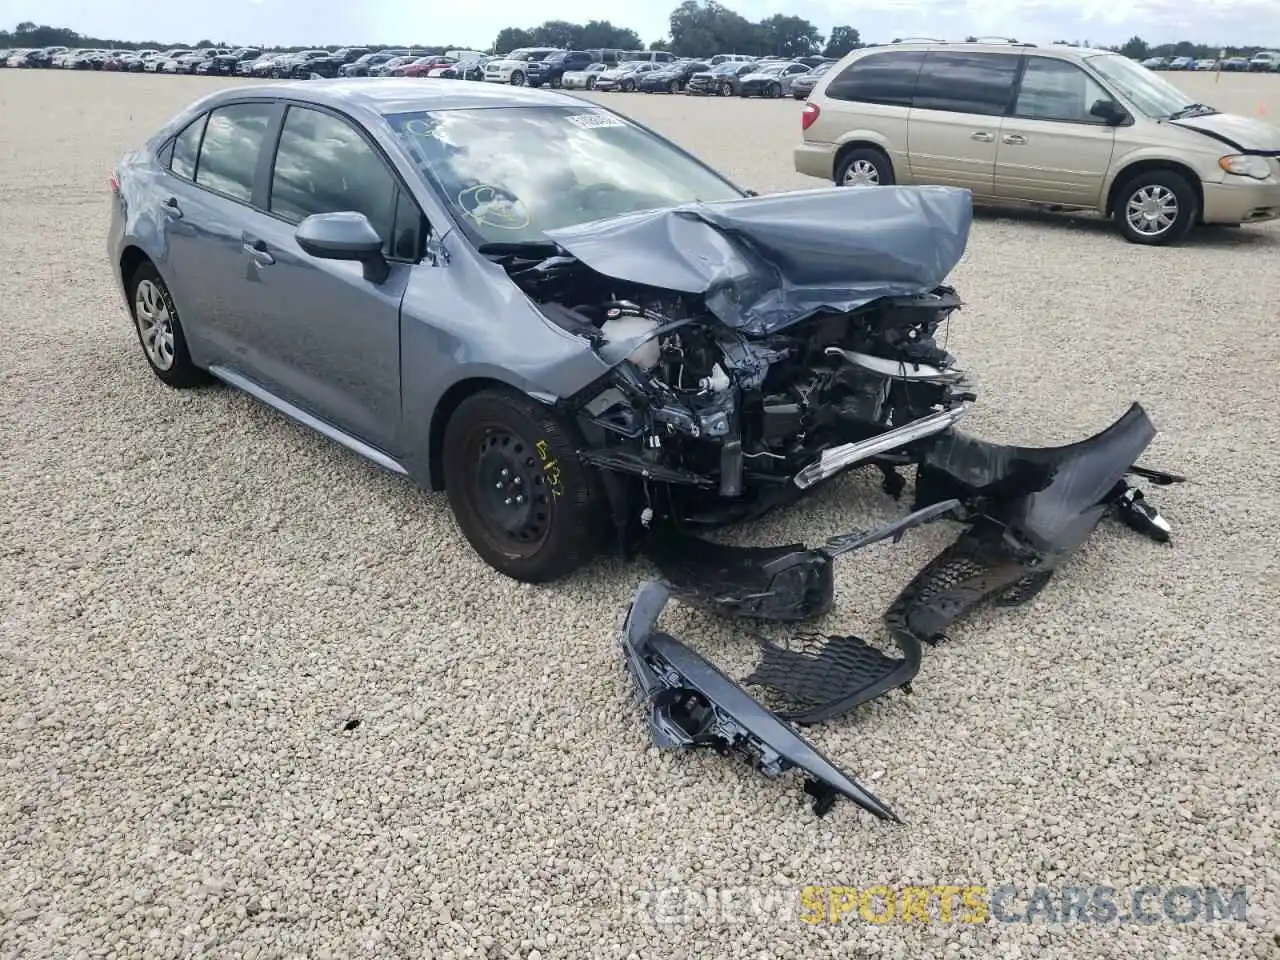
[3,14,1274,62]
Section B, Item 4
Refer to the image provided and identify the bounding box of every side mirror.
[1089,98,1127,125]
[295,211,390,283]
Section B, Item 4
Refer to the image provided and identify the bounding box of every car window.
[788,64,808,74]
[193,102,274,203]
[824,51,926,106]
[170,113,207,180]
[268,106,400,253]
[912,52,1019,115]
[1014,57,1111,123]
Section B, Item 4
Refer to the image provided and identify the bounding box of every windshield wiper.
[1168,103,1218,120]
[476,240,562,258]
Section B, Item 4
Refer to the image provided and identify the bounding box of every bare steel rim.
[843,159,881,187]
[134,279,176,371]
[1125,183,1178,236]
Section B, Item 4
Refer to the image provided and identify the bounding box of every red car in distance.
[402,56,457,77]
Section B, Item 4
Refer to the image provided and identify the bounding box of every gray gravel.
[1,70,1278,959]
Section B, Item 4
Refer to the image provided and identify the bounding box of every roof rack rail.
[890,37,946,44]
[964,36,1038,46]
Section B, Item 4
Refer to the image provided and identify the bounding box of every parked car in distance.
[562,62,608,89]
[795,41,1280,244]
[593,61,659,92]
[790,60,835,99]
[738,60,812,98]
[1195,59,1217,71]
[403,56,457,78]
[527,50,597,88]
[709,53,754,66]
[619,49,677,65]
[637,59,711,93]
[372,56,417,77]
[436,56,490,81]
[343,51,410,76]
[484,47,561,85]
[1141,56,1169,69]
[686,60,759,96]
[1220,57,1250,71]
[1167,56,1195,70]
[107,80,764,581]
[1248,50,1280,72]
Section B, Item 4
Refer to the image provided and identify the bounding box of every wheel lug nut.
[495,482,503,489]
[514,477,522,485]
[504,498,512,505]
[501,469,509,478]
[516,495,524,504]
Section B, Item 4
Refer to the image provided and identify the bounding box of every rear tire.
[442,389,604,583]
[1113,169,1197,245]
[835,147,895,187]
[768,82,782,98]
[126,262,210,389]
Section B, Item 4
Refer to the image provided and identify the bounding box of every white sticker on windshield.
[566,112,626,129]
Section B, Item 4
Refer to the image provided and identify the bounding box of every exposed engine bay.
[498,245,973,532]
[484,188,1186,821]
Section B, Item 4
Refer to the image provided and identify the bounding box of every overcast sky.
[8,0,1276,51]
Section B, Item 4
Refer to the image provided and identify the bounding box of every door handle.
[241,236,275,266]
[971,131,994,142]
[162,196,183,218]
[1003,134,1028,145]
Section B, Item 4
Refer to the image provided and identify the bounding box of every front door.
[906,50,1021,197]
[231,103,422,455]
[994,56,1117,207]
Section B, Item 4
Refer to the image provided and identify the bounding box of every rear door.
[993,56,1118,207]
[157,100,280,365]
[229,103,423,454]
[907,50,1021,196]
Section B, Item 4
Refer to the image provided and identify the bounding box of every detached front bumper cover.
[619,581,900,821]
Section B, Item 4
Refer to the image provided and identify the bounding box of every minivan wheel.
[127,262,210,389]
[1115,170,1196,245]
[835,148,894,187]
[442,388,604,583]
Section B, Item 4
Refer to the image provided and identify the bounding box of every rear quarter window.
[824,51,926,107]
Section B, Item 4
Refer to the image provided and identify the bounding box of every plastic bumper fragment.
[619,581,900,821]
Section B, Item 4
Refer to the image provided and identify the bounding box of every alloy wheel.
[843,159,881,187]
[1125,185,1179,237]
[134,279,176,371]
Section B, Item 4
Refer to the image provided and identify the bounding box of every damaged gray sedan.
[109,79,1178,589]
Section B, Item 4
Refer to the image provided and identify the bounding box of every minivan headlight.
[1219,155,1271,180]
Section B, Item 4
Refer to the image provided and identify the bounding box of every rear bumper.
[1201,176,1280,224]
[794,141,836,181]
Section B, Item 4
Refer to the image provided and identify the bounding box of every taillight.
[801,102,820,131]
[109,170,120,194]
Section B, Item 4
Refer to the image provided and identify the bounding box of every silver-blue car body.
[108,78,1173,586]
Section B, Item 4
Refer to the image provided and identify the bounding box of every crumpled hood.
[1170,112,1280,153]
[543,185,973,335]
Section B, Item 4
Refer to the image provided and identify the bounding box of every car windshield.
[388,105,743,246]
[757,63,789,74]
[1086,53,1206,119]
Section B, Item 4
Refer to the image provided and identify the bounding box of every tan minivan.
[794,40,1280,244]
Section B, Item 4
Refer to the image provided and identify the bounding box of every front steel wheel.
[442,389,604,582]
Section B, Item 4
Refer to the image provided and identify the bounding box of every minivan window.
[1013,57,1111,123]
[193,102,274,203]
[912,51,1020,115]
[1085,52,1191,119]
[824,51,926,107]
[170,113,207,180]
[269,106,399,250]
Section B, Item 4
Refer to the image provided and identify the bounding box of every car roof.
[854,40,1115,59]
[206,77,589,116]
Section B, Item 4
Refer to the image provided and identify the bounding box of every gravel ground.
[1,70,1278,959]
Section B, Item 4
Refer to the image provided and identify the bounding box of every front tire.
[126,262,209,389]
[442,389,604,582]
[718,80,732,96]
[510,70,525,86]
[835,147,895,187]
[621,78,634,92]
[768,82,782,98]
[1114,169,1197,245]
